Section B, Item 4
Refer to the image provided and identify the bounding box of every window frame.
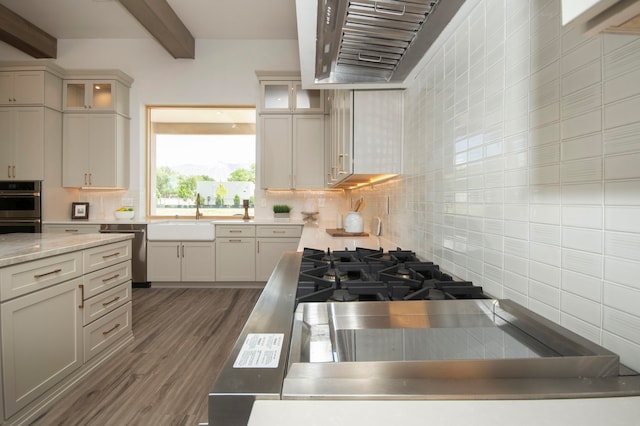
[145,105,257,220]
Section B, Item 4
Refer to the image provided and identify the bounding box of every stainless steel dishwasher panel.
[99,223,147,285]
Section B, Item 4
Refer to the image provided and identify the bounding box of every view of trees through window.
[148,107,256,218]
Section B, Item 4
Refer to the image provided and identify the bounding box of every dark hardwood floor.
[31,287,261,426]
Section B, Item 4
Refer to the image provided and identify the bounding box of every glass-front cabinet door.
[260,81,323,113]
[63,80,114,111]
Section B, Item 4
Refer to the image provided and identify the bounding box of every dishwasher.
[99,223,148,287]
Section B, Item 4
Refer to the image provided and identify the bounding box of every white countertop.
[44,218,306,226]
[0,233,134,267]
[248,398,640,426]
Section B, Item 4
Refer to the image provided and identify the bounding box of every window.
[147,107,256,218]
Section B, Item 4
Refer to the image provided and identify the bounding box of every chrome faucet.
[195,193,202,220]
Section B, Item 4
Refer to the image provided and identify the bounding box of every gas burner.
[296,248,486,305]
[329,289,359,302]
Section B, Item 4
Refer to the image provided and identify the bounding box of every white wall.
[353,0,640,371]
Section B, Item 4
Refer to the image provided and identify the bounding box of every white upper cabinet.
[63,79,130,115]
[0,71,44,105]
[260,81,324,113]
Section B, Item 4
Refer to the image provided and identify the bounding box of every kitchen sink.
[147,220,215,241]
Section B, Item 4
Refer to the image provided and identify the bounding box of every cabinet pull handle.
[88,173,92,185]
[229,230,242,233]
[79,284,85,308]
[84,173,88,185]
[229,239,242,243]
[7,166,10,178]
[273,230,286,234]
[177,245,180,258]
[34,268,62,278]
[64,229,79,233]
[102,273,120,282]
[102,323,120,335]
[102,252,120,259]
[12,165,16,178]
[102,296,121,307]
[257,240,260,253]
[181,245,185,257]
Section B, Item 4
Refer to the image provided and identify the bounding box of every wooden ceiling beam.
[118,0,195,59]
[0,4,57,58]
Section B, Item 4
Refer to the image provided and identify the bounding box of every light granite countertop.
[0,233,134,268]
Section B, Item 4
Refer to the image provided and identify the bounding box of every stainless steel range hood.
[314,0,466,84]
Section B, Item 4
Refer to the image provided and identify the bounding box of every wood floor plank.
[30,287,261,426]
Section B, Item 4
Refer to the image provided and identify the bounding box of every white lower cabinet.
[255,225,303,281]
[147,241,215,282]
[1,277,83,417]
[0,239,133,423]
[215,238,256,281]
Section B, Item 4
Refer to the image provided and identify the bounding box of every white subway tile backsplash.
[604,68,640,104]
[561,133,602,161]
[530,223,561,245]
[529,278,561,306]
[561,60,601,96]
[561,313,602,344]
[603,122,640,155]
[562,205,603,229]
[505,219,529,239]
[530,241,561,266]
[563,227,603,254]
[504,270,529,294]
[530,204,561,224]
[604,257,640,290]
[603,37,640,79]
[562,248,604,278]
[529,164,560,185]
[562,182,602,205]
[604,282,640,315]
[562,270,602,302]
[603,307,640,345]
[530,261,561,288]
[561,109,602,140]
[562,37,601,75]
[560,157,603,183]
[561,292,601,326]
[604,152,640,180]
[605,180,640,205]
[381,0,640,370]
[605,206,640,233]
[604,95,640,130]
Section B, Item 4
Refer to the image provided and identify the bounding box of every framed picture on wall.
[71,202,90,220]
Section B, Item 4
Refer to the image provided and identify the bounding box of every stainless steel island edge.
[208,251,301,426]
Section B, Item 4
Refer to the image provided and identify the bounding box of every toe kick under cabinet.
[0,239,133,421]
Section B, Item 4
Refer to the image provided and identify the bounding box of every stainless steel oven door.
[0,219,41,234]
[0,181,41,219]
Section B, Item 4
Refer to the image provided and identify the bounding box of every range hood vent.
[315,0,466,84]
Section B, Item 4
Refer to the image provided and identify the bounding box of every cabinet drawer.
[216,225,256,237]
[83,240,131,274]
[83,301,131,362]
[83,281,131,325]
[0,251,83,301]
[82,260,131,299]
[43,224,101,234]
[256,225,303,238]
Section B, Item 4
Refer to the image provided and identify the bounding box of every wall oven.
[0,181,42,234]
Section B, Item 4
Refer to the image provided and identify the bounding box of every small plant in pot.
[273,204,292,221]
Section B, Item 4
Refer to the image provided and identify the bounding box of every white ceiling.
[0,0,298,40]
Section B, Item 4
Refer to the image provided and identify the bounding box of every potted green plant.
[273,204,292,221]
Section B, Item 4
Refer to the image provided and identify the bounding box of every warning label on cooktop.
[233,333,284,368]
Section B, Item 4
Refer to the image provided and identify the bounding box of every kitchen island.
[0,232,134,425]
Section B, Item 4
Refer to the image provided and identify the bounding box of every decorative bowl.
[114,210,135,220]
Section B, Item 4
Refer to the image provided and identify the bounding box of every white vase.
[344,212,363,233]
